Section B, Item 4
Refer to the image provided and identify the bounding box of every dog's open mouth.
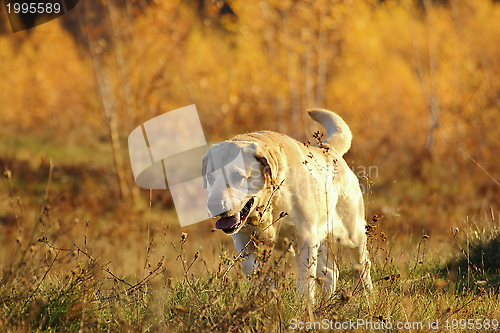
[215,198,255,234]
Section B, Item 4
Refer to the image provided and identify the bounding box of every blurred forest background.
[0,0,499,277]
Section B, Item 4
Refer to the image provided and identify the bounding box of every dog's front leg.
[232,231,257,275]
[295,238,320,301]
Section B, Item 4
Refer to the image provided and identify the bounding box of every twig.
[38,237,165,294]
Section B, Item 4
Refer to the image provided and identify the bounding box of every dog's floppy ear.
[252,142,282,187]
[201,151,209,189]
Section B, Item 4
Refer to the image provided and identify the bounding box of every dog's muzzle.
[214,197,255,234]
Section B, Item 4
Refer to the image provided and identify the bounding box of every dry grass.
[0,156,499,332]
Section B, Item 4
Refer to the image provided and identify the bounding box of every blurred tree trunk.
[80,0,131,202]
[283,12,302,135]
[106,0,140,203]
[107,0,136,130]
[315,14,328,108]
[406,0,440,156]
[260,2,288,134]
[277,2,338,139]
[423,0,440,155]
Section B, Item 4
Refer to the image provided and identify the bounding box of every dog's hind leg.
[350,237,373,291]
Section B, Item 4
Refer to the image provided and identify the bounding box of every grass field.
[0,137,499,332]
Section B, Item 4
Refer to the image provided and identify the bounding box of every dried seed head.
[181,232,188,243]
[3,169,12,178]
[373,315,388,322]
[390,273,401,283]
[279,211,288,219]
[312,131,324,143]
[340,291,352,304]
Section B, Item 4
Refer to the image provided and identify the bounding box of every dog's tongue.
[216,211,240,230]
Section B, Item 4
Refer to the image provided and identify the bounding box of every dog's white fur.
[202,109,373,299]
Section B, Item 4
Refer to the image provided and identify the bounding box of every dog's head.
[201,140,280,235]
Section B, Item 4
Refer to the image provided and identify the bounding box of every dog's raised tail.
[308,109,353,156]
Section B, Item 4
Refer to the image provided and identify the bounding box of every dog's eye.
[206,174,215,185]
[231,172,246,185]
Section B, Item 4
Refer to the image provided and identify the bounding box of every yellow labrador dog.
[202,109,373,299]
